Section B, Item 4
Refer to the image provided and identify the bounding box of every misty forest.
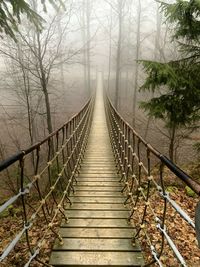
[0,0,200,267]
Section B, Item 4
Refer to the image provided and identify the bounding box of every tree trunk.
[42,76,53,134]
[83,12,88,92]
[169,124,176,162]
[125,9,132,99]
[107,8,113,93]
[132,0,141,127]
[86,0,91,93]
[80,0,88,93]
[35,30,53,134]
[58,14,65,91]
[144,3,161,139]
[32,0,53,134]
[115,0,123,109]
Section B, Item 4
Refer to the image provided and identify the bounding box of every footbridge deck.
[0,74,199,267]
[49,75,144,266]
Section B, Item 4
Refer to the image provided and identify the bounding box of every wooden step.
[71,191,124,197]
[76,181,121,186]
[49,74,144,267]
[70,197,126,204]
[76,177,120,184]
[66,210,129,219]
[75,187,122,192]
[53,238,140,251]
[50,251,144,266]
[80,167,117,171]
[78,173,119,178]
[81,162,116,165]
[69,203,127,210]
[59,228,134,238]
[61,218,131,228]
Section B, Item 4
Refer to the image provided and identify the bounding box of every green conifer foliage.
[140,0,200,161]
[0,0,64,41]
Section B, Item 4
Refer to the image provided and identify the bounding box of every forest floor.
[0,164,199,266]
[0,211,61,266]
[131,162,200,267]
[135,186,200,266]
[0,78,200,266]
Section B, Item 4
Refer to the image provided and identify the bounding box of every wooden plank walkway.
[49,75,144,266]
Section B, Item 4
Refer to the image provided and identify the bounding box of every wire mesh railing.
[0,96,94,266]
[105,92,200,267]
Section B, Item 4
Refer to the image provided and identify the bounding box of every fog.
[0,0,196,163]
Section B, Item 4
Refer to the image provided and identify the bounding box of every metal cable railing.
[105,92,200,267]
[0,95,94,266]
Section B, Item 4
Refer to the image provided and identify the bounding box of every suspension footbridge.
[49,74,144,266]
[0,73,199,266]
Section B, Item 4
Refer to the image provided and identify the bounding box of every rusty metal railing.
[0,95,94,266]
[105,91,200,267]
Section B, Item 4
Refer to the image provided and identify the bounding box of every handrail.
[106,93,200,195]
[0,97,92,172]
[105,90,199,267]
[0,94,95,266]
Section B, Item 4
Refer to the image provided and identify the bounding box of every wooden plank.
[78,173,119,178]
[70,197,125,203]
[81,172,115,175]
[76,178,119,182]
[81,165,116,169]
[84,155,113,157]
[80,167,117,171]
[50,251,144,266]
[53,238,140,251]
[65,210,129,219]
[61,218,131,228]
[68,203,128,210]
[75,186,121,192]
[59,228,133,238]
[81,164,115,167]
[77,181,122,187]
[76,182,121,186]
[50,75,144,267]
[81,165,116,168]
[85,151,113,154]
[83,157,114,160]
[81,162,116,165]
[71,191,124,197]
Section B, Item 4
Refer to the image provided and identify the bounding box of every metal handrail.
[105,90,199,267]
[0,95,95,266]
[0,97,92,172]
[105,93,200,195]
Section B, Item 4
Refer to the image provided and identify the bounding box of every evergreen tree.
[0,0,64,41]
[140,0,200,161]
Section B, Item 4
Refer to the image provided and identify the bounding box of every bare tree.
[132,0,141,128]
[86,0,92,93]
[77,0,93,94]
[107,8,113,92]
[0,1,80,136]
[115,0,125,109]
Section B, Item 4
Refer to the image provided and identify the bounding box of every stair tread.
[69,197,126,203]
[49,74,144,267]
[65,210,129,218]
[61,218,131,228]
[59,227,134,238]
[68,203,127,210]
[50,251,144,266]
[53,238,140,251]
